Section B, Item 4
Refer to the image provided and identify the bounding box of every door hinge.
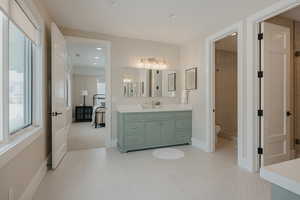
[257,109,263,117]
[257,71,263,78]
[258,33,263,40]
[258,147,263,155]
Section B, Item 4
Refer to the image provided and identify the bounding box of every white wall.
[179,36,208,146]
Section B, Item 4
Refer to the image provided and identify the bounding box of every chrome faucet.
[152,100,161,108]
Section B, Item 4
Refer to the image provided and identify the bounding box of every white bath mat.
[152,148,185,160]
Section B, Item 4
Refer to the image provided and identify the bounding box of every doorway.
[206,22,245,168]
[214,34,238,157]
[65,36,112,151]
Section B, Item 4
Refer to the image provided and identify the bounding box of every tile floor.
[68,122,106,151]
[34,138,270,200]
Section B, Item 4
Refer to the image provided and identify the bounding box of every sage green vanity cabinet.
[117,111,192,152]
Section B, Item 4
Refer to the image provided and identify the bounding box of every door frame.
[246,0,300,172]
[205,21,246,168]
[65,36,112,148]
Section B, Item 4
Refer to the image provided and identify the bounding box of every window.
[9,22,34,134]
[97,81,106,95]
[0,0,41,147]
[0,10,6,142]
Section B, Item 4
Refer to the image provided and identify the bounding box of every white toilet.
[215,125,222,143]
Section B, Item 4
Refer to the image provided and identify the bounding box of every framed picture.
[168,73,176,92]
[185,67,197,90]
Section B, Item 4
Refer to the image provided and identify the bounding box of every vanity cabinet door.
[161,120,175,145]
[125,122,145,148]
[145,121,162,147]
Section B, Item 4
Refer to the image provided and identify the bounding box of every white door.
[51,23,68,169]
[261,22,291,166]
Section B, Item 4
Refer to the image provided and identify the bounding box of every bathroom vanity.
[117,104,192,153]
[260,159,300,200]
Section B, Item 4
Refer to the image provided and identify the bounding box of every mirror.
[122,67,176,98]
[185,67,197,90]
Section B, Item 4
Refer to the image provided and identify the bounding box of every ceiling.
[215,34,237,52]
[41,0,280,44]
[67,41,106,69]
[281,5,300,22]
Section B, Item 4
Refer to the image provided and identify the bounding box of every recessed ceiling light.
[111,0,119,7]
[96,48,102,51]
[94,56,100,59]
[93,63,98,65]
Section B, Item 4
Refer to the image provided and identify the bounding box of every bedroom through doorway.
[65,37,109,151]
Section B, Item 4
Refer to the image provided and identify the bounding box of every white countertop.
[117,104,193,113]
[260,158,300,195]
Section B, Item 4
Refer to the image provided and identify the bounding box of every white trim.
[0,126,42,169]
[19,157,48,200]
[246,0,300,172]
[205,21,247,169]
[65,36,113,148]
[191,137,209,151]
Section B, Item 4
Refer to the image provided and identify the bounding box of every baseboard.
[191,138,208,152]
[19,158,48,200]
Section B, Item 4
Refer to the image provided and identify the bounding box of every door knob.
[49,112,63,117]
[287,111,292,117]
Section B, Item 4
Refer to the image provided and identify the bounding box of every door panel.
[161,120,175,144]
[145,121,161,146]
[262,22,291,166]
[51,23,68,169]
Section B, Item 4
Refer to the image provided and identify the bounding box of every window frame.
[0,0,44,152]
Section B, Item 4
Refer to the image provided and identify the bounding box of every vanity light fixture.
[139,58,168,70]
[231,32,237,36]
[123,78,132,83]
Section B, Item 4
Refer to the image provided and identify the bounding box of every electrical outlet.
[9,188,14,200]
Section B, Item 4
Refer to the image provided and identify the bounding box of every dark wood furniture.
[75,106,93,122]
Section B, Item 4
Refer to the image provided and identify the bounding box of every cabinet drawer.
[125,113,146,122]
[175,119,192,129]
[125,112,174,122]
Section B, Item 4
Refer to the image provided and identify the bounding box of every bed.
[92,94,106,128]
